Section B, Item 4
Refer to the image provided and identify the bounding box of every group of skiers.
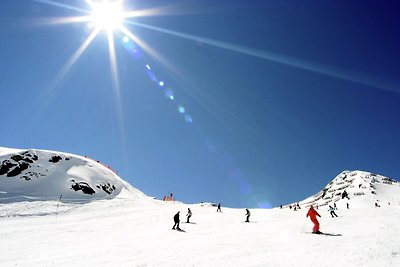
[172,208,193,230]
[172,204,252,230]
[172,200,362,234]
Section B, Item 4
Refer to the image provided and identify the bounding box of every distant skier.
[245,209,251,222]
[186,208,192,223]
[346,203,349,209]
[328,205,338,218]
[306,205,321,234]
[172,211,181,230]
[217,203,222,212]
[342,190,350,200]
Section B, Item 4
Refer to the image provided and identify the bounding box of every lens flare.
[184,114,193,123]
[178,105,185,113]
[122,36,130,43]
[165,90,174,100]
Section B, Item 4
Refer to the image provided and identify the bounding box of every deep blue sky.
[1,0,399,208]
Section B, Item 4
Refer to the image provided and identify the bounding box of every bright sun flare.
[90,0,124,31]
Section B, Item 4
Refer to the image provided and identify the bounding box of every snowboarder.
[306,205,321,234]
[217,203,222,212]
[172,211,181,230]
[186,208,192,223]
[328,205,338,218]
[245,209,251,222]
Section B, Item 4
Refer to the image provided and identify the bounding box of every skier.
[306,205,321,234]
[186,208,192,223]
[217,203,222,212]
[245,209,251,222]
[172,211,181,230]
[342,190,350,200]
[328,205,338,218]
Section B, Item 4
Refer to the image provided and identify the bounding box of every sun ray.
[41,28,100,100]
[107,30,121,103]
[121,7,181,19]
[106,29,127,157]
[32,15,93,26]
[119,26,182,78]
[34,0,90,14]
[126,21,400,94]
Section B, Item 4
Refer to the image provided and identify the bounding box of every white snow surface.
[0,147,142,202]
[1,147,400,266]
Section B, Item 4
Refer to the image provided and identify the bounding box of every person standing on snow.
[328,205,338,218]
[186,208,192,223]
[217,203,222,212]
[306,205,322,234]
[342,190,350,200]
[245,209,251,222]
[172,211,181,230]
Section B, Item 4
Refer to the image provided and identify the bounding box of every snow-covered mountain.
[289,170,400,209]
[1,147,400,266]
[0,147,144,202]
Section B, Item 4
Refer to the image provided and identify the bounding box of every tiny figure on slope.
[375,202,380,207]
[217,203,222,212]
[186,208,192,223]
[245,209,251,222]
[306,205,322,234]
[328,205,338,218]
[346,203,349,209]
[342,190,350,200]
[172,211,181,230]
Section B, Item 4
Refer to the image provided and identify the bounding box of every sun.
[89,0,125,31]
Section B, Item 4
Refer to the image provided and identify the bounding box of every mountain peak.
[292,170,400,209]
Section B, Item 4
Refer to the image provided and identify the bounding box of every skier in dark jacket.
[186,208,192,223]
[342,190,350,200]
[245,209,251,222]
[172,211,181,230]
[217,203,222,212]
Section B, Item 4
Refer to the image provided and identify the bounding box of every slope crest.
[0,147,143,203]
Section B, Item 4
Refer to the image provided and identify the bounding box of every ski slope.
[1,147,400,266]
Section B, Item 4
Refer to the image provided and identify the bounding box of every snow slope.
[290,170,400,209]
[1,198,400,266]
[1,147,400,266]
[0,147,143,202]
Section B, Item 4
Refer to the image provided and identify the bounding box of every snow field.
[1,197,399,267]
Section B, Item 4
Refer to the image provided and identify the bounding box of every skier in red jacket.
[306,205,322,234]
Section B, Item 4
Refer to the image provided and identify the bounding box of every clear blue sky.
[1,0,399,208]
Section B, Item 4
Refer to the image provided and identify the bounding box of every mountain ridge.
[0,147,145,203]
